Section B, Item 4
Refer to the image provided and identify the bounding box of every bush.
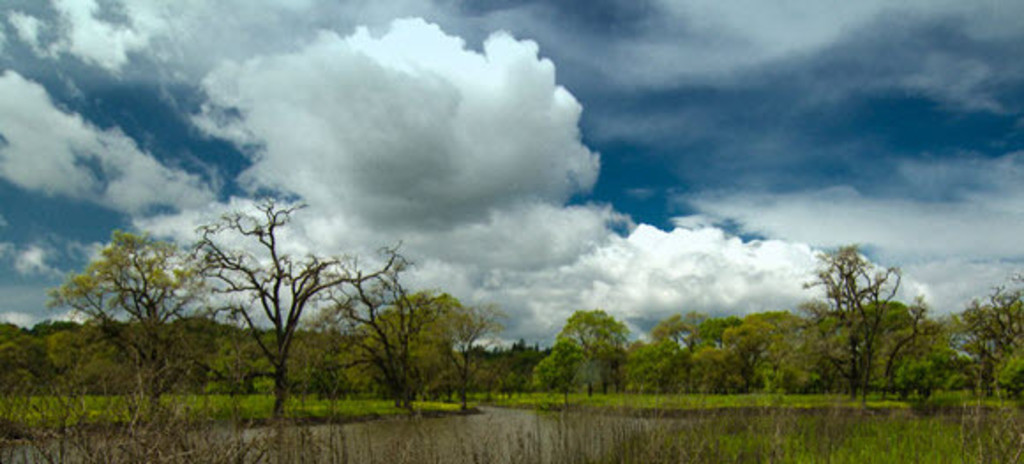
[997,356,1024,397]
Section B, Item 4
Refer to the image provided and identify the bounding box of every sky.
[1,0,1023,342]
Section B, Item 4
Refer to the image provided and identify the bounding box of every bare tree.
[803,245,901,404]
[194,199,355,418]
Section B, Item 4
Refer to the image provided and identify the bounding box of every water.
[2,407,647,463]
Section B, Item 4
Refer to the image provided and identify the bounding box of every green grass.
[183,394,464,421]
[486,391,1024,412]
[646,412,1007,464]
[0,394,466,428]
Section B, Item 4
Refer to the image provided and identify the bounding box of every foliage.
[533,338,584,405]
[626,339,688,393]
[957,285,1024,394]
[998,356,1024,398]
[48,231,203,403]
[559,309,630,395]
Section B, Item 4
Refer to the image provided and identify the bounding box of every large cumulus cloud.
[193,19,599,230]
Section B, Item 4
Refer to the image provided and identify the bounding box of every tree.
[803,245,902,404]
[956,285,1024,395]
[194,199,358,418]
[723,311,805,393]
[558,309,630,396]
[650,312,705,351]
[998,356,1024,397]
[697,316,741,349]
[626,339,688,393]
[723,316,772,393]
[50,231,202,405]
[692,345,742,393]
[326,254,444,410]
[877,298,931,398]
[439,304,504,410]
[533,338,584,406]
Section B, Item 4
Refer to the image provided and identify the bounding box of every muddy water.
[249,406,652,463]
[2,407,655,463]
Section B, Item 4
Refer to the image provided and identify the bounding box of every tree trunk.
[273,364,288,419]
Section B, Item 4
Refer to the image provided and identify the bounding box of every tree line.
[3,200,1024,415]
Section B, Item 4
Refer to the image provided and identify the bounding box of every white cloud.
[6,0,446,79]
[681,154,1024,315]
[0,71,215,214]
[0,311,35,327]
[592,0,1024,86]
[404,224,820,339]
[5,0,159,72]
[8,11,52,57]
[688,185,1024,260]
[686,153,1024,262]
[902,259,1020,315]
[13,244,58,277]
[49,0,153,72]
[194,18,598,231]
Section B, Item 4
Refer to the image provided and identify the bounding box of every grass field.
[485,390,1024,412]
[0,393,464,428]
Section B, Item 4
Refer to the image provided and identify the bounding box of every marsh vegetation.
[5,400,1024,463]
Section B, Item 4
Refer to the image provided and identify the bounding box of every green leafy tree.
[877,298,932,398]
[558,309,629,396]
[998,356,1024,398]
[723,317,772,393]
[327,253,448,410]
[0,324,47,391]
[956,285,1024,395]
[533,338,584,406]
[722,311,805,393]
[697,316,741,349]
[650,312,705,351]
[692,345,742,393]
[50,231,202,405]
[803,245,904,404]
[626,339,688,393]
[438,304,504,410]
[893,346,960,400]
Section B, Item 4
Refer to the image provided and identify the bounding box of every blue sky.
[1,0,1023,341]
